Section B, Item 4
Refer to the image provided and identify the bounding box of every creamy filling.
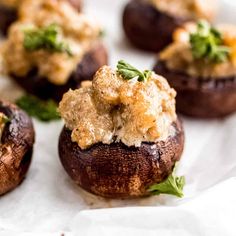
[160,23,236,78]
[2,0,101,85]
[59,65,177,150]
[146,0,216,20]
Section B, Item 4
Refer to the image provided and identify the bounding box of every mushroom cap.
[0,4,17,35]
[154,59,236,118]
[0,0,82,36]
[0,101,35,195]
[58,119,184,199]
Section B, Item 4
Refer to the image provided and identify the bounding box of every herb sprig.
[117,60,152,82]
[148,172,185,198]
[23,24,73,56]
[190,20,231,63]
[16,95,60,122]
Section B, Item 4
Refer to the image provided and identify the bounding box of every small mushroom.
[122,0,189,52]
[0,4,17,35]
[59,120,184,198]
[154,60,236,118]
[0,0,82,36]
[0,100,35,195]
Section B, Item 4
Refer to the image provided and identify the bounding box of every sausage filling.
[59,65,177,150]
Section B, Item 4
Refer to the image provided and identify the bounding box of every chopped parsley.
[117,60,152,82]
[148,172,185,198]
[16,95,60,122]
[190,20,231,63]
[23,24,73,56]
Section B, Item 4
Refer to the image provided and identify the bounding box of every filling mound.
[146,0,216,20]
[160,21,236,78]
[59,63,177,150]
[2,0,101,85]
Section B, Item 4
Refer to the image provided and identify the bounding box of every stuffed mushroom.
[0,0,82,35]
[154,21,236,118]
[0,100,35,195]
[122,0,217,52]
[58,61,185,199]
[1,0,107,102]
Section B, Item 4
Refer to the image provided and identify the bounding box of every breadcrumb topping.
[59,66,177,149]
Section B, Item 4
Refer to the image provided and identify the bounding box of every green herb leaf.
[148,173,185,198]
[23,24,73,56]
[190,20,231,63]
[117,60,152,82]
[16,95,60,122]
[99,29,106,38]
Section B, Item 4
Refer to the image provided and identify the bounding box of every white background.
[0,0,236,235]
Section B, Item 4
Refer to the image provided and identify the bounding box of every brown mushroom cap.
[11,42,108,102]
[0,5,17,35]
[122,0,188,52]
[58,119,184,199]
[0,100,35,195]
[154,60,236,118]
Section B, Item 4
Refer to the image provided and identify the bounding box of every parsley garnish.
[23,24,73,56]
[190,20,231,63]
[16,95,60,122]
[117,60,152,82]
[148,172,185,198]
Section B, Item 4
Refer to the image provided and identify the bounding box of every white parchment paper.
[0,0,236,235]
